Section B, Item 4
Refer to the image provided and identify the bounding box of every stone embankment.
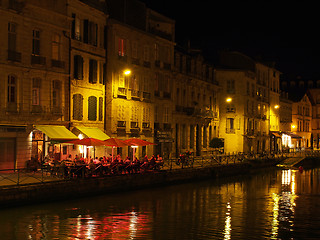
[0,158,289,208]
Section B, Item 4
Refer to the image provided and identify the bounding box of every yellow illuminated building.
[290,93,312,149]
[68,0,108,158]
[215,51,281,154]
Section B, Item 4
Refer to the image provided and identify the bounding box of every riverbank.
[0,157,287,209]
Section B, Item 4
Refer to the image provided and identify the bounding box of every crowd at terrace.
[26,153,164,179]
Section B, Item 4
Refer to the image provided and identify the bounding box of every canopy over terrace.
[72,127,110,159]
[73,126,110,140]
[34,125,78,142]
[33,125,78,161]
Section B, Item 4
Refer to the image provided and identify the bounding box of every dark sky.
[139,0,320,81]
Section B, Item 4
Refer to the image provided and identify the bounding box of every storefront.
[32,125,78,162]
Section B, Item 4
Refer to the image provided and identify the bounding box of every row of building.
[0,0,316,170]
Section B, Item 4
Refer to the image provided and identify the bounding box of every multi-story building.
[173,45,219,157]
[0,0,73,169]
[68,0,109,158]
[105,0,175,159]
[256,62,281,152]
[306,88,320,149]
[215,51,281,154]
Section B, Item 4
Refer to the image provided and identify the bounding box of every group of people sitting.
[43,153,164,178]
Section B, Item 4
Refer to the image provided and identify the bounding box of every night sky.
[139,0,320,81]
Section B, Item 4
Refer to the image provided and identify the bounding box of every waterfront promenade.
[0,151,318,208]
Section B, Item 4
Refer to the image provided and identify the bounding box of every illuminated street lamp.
[291,125,296,130]
[274,105,280,109]
[124,69,131,75]
[226,97,232,103]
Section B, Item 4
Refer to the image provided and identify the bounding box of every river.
[0,166,320,239]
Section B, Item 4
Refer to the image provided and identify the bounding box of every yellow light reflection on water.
[224,202,231,240]
[271,193,280,239]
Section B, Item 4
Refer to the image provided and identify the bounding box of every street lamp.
[226,97,232,103]
[124,69,131,75]
[274,105,280,109]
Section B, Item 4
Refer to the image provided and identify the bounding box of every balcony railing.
[142,92,151,101]
[51,59,65,68]
[226,128,235,134]
[31,55,46,65]
[117,87,127,98]
[7,50,21,62]
[130,89,140,100]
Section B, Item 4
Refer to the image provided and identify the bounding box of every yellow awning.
[75,126,110,140]
[34,125,78,140]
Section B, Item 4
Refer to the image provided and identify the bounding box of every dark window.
[83,19,88,44]
[88,96,97,121]
[89,59,97,83]
[73,94,83,120]
[7,75,16,103]
[74,55,83,79]
[32,29,40,56]
[52,80,61,107]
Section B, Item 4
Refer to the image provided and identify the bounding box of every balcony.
[143,61,151,68]
[51,59,65,68]
[7,50,21,62]
[51,106,62,115]
[31,55,46,65]
[117,121,126,128]
[142,92,151,101]
[130,89,140,101]
[226,128,235,134]
[117,87,127,99]
[118,55,127,62]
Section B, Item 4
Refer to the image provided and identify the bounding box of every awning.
[74,126,110,140]
[270,131,282,138]
[283,132,302,139]
[34,125,78,141]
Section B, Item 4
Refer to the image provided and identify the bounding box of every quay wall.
[0,160,279,208]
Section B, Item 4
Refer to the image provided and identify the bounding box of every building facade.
[0,0,70,169]
[173,46,219,157]
[105,0,175,159]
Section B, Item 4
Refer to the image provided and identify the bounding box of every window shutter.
[99,97,103,121]
[88,96,97,121]
[73,94,83,120]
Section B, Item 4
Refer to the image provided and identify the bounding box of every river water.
[1,167,320,240]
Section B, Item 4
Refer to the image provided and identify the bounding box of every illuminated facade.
[0,0,70,168]
[290,93,312,149]
[307,89,320,149]
[215,51,281,154]
[173,46,220,157]
[105,0,175,158]
[68,0,108,157]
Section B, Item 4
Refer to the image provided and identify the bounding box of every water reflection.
[1,167,320,239]
[224,201,232,240]
[271,169,298,239]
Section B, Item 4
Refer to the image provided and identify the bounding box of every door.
[0,138,16,170]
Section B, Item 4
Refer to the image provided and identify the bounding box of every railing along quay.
[1,150,320,187]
